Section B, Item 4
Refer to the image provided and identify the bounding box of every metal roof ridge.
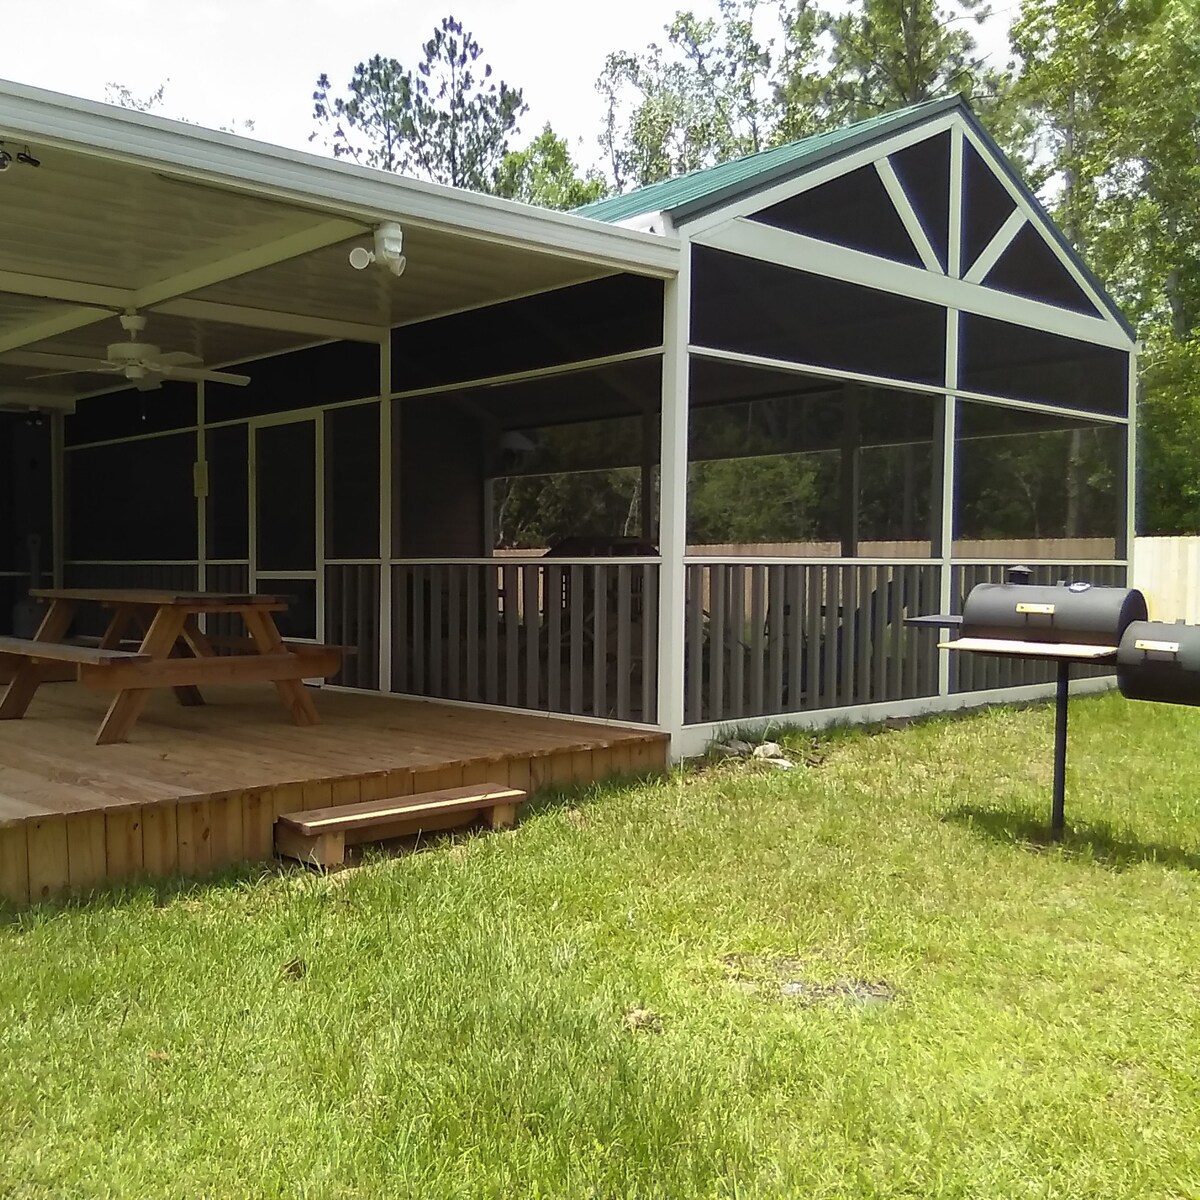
[575,96,963,224]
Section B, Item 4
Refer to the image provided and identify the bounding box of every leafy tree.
[816,0,999,122]
[596,0,778,189]
[313,16,526,192]
[105,80,255,134]
[494,124,607,210]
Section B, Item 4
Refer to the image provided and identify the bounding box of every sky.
[3,0,1013,176]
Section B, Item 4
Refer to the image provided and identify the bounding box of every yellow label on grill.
[1134,639,1180,654]
[1015,602,1056,615]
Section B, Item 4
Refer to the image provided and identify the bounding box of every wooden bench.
[0,636,150,667]
[275,783,526,867]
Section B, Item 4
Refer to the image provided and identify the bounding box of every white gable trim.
[958,123,1118,328]
[692,217,1135,350]
[680,113,960,237]
[964,210,1027,284]
[875,157,944,273]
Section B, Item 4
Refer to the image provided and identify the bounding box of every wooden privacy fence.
[1132,537,1200,623]
[684,561,940,724]
[391,559,659,723]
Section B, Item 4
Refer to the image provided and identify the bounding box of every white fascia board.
[958,123,1119,328]
[679,112,960,237]
[617,211,675,237]
[0,80,680,279]
[695,217,1135,350]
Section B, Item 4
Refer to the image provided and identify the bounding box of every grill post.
[1051,659,1070,842]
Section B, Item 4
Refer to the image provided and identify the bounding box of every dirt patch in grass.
[721,953,895,1007]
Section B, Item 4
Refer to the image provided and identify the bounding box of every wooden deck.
[0,683,668,904]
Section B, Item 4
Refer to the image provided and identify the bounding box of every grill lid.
[959,579,1146,648]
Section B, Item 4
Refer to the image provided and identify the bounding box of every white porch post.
[657,251,691,752]
[1125,345,1139,580]
[938,310,958,697]
[379,337,393,692]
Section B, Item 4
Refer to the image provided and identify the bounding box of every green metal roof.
[575,96,960,225]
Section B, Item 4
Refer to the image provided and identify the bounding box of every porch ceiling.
[0,80,678,415]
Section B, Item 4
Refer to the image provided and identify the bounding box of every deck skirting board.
[0,719,668,905]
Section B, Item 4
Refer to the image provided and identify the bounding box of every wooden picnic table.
[0,588,342,745]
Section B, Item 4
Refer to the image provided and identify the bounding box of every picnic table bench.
[0,588,342,744]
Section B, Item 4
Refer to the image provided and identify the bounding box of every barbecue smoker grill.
[937,567,1149,840]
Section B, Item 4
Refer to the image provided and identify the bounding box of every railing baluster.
[840,564,857,706]
[686,565,703,723]
[447,565,461,699]
[547,564,562,712]
[393,565,408,693]
[750,564,766,716]
[857,565,872,704]
[616,564,631,721]
[485,564,499,704]
[642,564,658,724]
[710,564,726,723]
[805,565,821,709]
[411,565,426,695]
[786,565,802,712]
[729,564,745,719]
[466,565,480,701]
[767,565,784,715]
[524,564,540,710]
[872,564,888,703]
[429,564,443,696]
[823,564,839,708]
[504,564,519,707]
[569,565,584,715]
[592,564,608,718]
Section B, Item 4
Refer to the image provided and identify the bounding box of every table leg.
[95,607,189,745]
[0,599,77,720]
[241,608,320,727]
[99,605,138,651]
[165,615,210,708]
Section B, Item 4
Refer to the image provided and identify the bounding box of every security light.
[348,222,406,277]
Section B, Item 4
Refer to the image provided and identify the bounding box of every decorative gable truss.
[686,111,1134,353]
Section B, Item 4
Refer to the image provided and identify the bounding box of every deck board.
[0,682,668,902]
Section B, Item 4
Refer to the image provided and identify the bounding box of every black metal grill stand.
[1051,659,1069,842]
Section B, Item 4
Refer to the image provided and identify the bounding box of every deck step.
[274,783,525,867]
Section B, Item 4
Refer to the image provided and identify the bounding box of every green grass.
[4,691,1200,1198]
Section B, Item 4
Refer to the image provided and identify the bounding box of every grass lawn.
[3,690,1200,1198]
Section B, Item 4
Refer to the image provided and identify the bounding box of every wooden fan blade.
[156,350,203,366]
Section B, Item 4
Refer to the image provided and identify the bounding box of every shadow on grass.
[0,772,664,925]
[945,803,1200,872]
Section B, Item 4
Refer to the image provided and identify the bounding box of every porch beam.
[0,217,364,355]
[153,298,385,345]
[694,218,1135,350]
[0,269,131,309]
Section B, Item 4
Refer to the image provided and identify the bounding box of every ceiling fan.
[30,312,251,390]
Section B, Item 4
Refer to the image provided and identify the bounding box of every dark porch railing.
[391,559,659,723]
[683,560,940,724]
